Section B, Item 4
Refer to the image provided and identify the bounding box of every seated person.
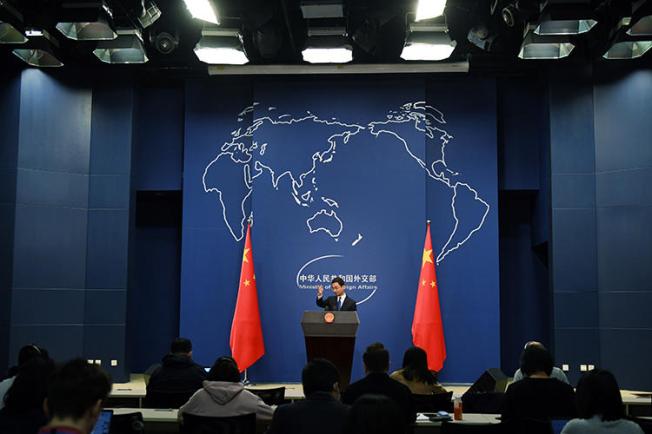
[390,347,447,395]
[501,344,576,422]
[180,356,274,421]
[267,358,349,434]
[342,343,415,430]
[0,344,48,410]
[0,357,54,434]
[38,359,112,434]
[146,337,207,407]
[561,369,643,434]
[512,341,569,384]
[344,394,404,434]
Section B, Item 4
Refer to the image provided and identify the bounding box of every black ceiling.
[1,0,651,77]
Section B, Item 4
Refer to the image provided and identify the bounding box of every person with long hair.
[390,347,447,395]
[561,369,643,434]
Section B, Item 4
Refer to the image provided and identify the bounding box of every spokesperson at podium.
[316,277,357,311]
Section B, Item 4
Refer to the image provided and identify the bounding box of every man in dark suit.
[342,343,416,431]
[316,276,357,311]
[266,358,349,434]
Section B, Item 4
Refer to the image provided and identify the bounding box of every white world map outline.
[202,101,490,264]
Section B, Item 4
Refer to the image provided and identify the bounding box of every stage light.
[138,1,162,29]
[93,29,148,64]
[416,0,447,22]
[194,28,248,65]
[56,1,117,41]
[534,0,597,35]
[12,29,63,67]
[0,0,27,44]
[302,28,352,64]
[401,23,455,61]
[603,38,652,59]
[518,31,574,59]
[183,0,219,25]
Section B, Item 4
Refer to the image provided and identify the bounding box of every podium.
[301,311,359,389]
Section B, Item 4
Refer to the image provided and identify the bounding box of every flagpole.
[243,368,251,385]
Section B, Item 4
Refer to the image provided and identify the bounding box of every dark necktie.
[337,297,342,311]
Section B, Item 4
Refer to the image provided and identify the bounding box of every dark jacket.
[0,407,48,434]
[342,372,415,426]
[266,392,349,434]
[316,295,357,311]
[501,377,576,422]
[145,354,207,407]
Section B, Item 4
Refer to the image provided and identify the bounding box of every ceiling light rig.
[0,0,27,44]
[183,0,219,25]
[401,21,456,61]
[194,28,249,65]
[93,29,148,64]
[55,0,117,41]
[302,27,352,64]
[12,29,63,67]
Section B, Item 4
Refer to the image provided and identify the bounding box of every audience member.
[344,394,404,434]
[390,347,447,395]
[0,344,47,410]
[342,343,415,430]
[145,337,207,407]
[501,344,576,422]
[38,358,112,434]
[561,369,643,434]
[512,341,569,385]
[0,357,54,434]
[180,356,274,421]
[267,358,349,434]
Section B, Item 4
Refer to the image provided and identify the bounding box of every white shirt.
[0,376,15,410]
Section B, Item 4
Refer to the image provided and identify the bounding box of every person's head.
[3,356,55,413]
[363,342,389,374]
[520,344,553,377]
[18,344,45,366]
[45,359,111,434]
[576,369,625,422]
[170,338,193,356]
[302,358,341,398]
[331,277,346,297]
[207,356,240,382]
[401,346,437,384]
[524,341,545,350]
[344,394,404,434]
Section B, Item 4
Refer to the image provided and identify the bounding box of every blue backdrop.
[180,77,498,382]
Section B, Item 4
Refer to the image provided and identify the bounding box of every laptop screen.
[91,410,112,434]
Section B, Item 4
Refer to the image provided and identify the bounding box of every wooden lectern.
[301,311,360,389]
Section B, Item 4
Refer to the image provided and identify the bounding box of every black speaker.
[465,368,509,394]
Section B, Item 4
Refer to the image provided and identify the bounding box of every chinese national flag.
[412,222,447,371]
[230,224,265,372]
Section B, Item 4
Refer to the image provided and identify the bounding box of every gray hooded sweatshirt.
[179,381,274,421]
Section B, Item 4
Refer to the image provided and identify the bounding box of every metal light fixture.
[603,34,652,59]
[415,0,447,22]
[56,1,117,41]
[138,1,162,28]
[518,30,575,59]
[0,0,27,44]
[534,0,597,35]
[194,28,248,65]
[302,27,352,64]
[93,29,148,64]
[12,29,63,67]
[300,0,344,18]
[401,22,455,61]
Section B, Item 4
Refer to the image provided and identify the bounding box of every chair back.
[248,387,286,405]
[144,389,197,408]
[462,392,505,414]
[413,391,454,413]
[109,412,145,434]
[181,413,256,434]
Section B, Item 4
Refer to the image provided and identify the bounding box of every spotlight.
[502,5,518,28]
[55,1,117,41]
[415,0,447,22]
[93,29,148,64]
[194,28,248,65]
[0,0,27,44]
[151,30,179,54]
[534,0,597,35]
[300,0,344,19]
[183,0,219,25]
[518,29,574,59]
[302,27,352,63]
[12,29,63,67]
[401,22,455,61]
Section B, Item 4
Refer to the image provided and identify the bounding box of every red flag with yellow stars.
[230,224,265,372]
[412,222,447,371]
